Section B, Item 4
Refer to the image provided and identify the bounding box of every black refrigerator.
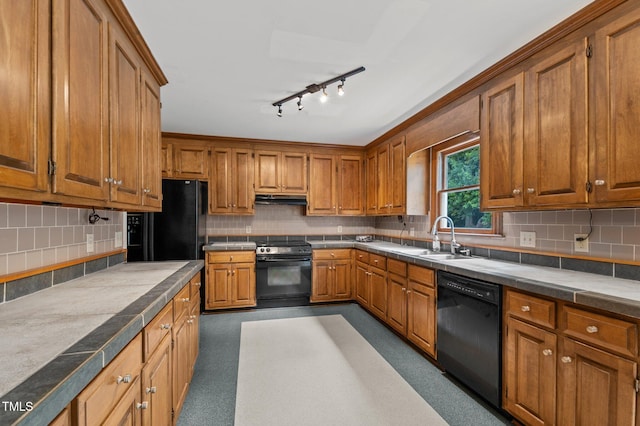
[127,179,208,261]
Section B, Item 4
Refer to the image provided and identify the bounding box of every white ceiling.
[123,0,593,146]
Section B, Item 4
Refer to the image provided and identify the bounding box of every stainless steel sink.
[418,253,472,260]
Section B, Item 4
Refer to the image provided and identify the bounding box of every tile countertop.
[0,260,204,426]
[309,240,640,319]
[203,242,257,251]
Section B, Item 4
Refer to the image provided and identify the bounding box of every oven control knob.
[266,248,271,252]
[260,248,264,252]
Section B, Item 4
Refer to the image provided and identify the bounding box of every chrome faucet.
[431,215,461,255]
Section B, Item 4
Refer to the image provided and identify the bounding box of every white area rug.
[235,314,448,426]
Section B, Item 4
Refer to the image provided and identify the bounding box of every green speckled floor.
[177,303,512,426]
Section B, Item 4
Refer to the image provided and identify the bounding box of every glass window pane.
[445,146,480,189]
[440,189,492,229]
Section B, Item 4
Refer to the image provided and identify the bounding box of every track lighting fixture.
[272,66,365,116]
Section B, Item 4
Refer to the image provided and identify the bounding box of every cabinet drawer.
[207,251,255,263]
[173,283,191,322]
[506,290,556,329]
[369,253,386,269]
[143,302,173,361]
[387,258,407,277]
[75,334,143,426]
[407,264,434,287]
[355,250,369,264]
[313,248,352,260]
[561,305,638,358]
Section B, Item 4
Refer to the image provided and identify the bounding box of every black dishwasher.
[437,271,502,409]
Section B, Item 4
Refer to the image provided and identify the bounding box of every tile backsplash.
[0,203,125,276]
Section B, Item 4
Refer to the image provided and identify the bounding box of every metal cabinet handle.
[512,189,521,195]
[136,402,148,410]
[402,288,406,292]
[182,297,190,303]
[561,356,573,364]
[542,349,553,356]
[586,325,599,334]
[187,319,194,324]
[104,177,114,183]
[116,374,132,384]
[521,305,531,312]
[595,179,605,186]
[527,188,535,193]
[115,179,122,185]
[160,323,171,330]
[146,386,157,394]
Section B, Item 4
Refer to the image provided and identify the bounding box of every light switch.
[519,231,536,248]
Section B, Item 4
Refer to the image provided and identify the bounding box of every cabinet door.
[480,72,524,209]
[407,280,436,358]
[102,375,142,426]
[172,315,190,421]
[311,261,332,301]
[308,154,336,215]
[365,149,378,214]
[388,137,406,214]
[355,262,370,306]
[369,267,387,320]
[254,150,280,193]
[281,152,307,194]
[232,149,255,214]
[338,155,364,215]
[161,143,173,177]
[174,145,208,179]
[52,0,110,201]
[333,259,352,299]
[376,144,390,213]
[109,23,141,206]
[558,338,637,426]
[387,273,407,334]
[0,0,50,193]
[188,293,200,380]
[524,39,588,207]
[140,69,162,209]
[205,262,231,309]
[141,334,172,426]
[594,8,640,203]
[504,318,557,426]
[232,263,256,306]
[209,148,232,213]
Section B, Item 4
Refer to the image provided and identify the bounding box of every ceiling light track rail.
[273,66,365,116]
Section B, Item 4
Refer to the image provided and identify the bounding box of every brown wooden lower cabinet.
[205,251,256,309]
[504,288,639,425]
[70,275,200,426]
[406,265,436,358]
[311,249,352,302]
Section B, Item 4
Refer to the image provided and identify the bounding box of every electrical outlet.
[246,226,252,234]
[337,226,343,233]
[409,227,415,237]
[574,234,589,252]
[520,231,536,248]
[115,231,122,248]
[86,233,94,253]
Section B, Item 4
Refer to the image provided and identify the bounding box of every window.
[430,136,499,235]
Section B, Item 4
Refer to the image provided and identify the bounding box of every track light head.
[297,97,304,111]
[337,79,345,96]
[320,86,328,103]
[276,104,283,117]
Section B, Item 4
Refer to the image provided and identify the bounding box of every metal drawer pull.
[136,402,148,410]
[561,356,572,364]
[182,297,190,303]
[146,386,157,394]
[116,374,132,384]
[521,305,531,312]
[160,323,171,330]
[542,349,553,356]
[586,325,599,334]
[594,179,605,186]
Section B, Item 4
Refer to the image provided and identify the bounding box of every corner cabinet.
[311,249,352,302]
[209,148,255,215]
[308,152,364,216]
[205,251,256,309]
[366,135,405,215]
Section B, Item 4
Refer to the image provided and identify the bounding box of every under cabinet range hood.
[255,194,307,205]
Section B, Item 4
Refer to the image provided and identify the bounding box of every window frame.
[429,135,501,235]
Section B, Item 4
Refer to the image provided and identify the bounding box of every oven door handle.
[256,258,311,263]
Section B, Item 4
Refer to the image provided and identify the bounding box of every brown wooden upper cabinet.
[0,0,165,211]
[308,153,364,216]
[366,135,406,215]
[254,150,307,194]
[481,36,589,210]
[209,148,254,215]
[172,144,209,179]
[593,7,640,205]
